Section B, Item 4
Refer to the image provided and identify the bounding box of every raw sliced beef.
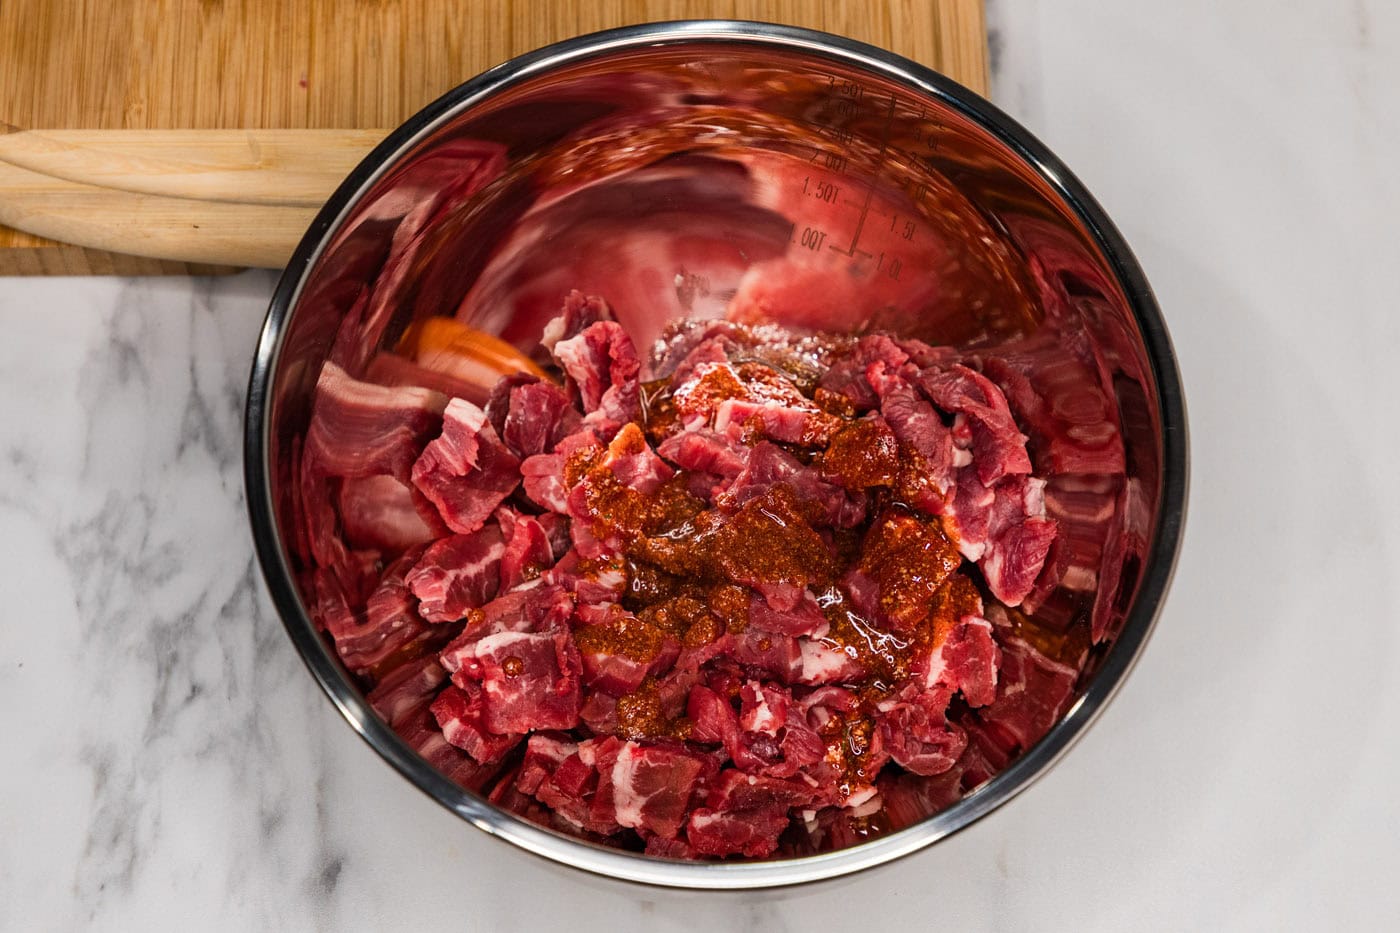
[411,398,522,534]
[338,474,444,552]
[684,806,791,859]
[295,294,1120,860]
[306,362,448,482]
[319,548,437,682]
[486,375,583,460]
[448,630,583,734]
[879,688,968,776]
[607,741,709,840]
[431,682,523,765]
[917,364,1033,485]
[438,583,576,674]
[672,360,840,447]
[519,429,602,514]
[865,362,958,514]
[405,525,506,623]
[976,607,1081,750]
[552,320,642,432]
[496,508,554,592]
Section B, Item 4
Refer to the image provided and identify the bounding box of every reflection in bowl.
[245,22,1186,888]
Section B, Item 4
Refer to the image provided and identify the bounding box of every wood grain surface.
[0,0,988,276]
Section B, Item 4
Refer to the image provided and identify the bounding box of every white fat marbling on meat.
[687,811,722,833]
[740,683,781,735]
[610,743,650,832]
[752,694,778,733]
[595,566,626,591]
[443,396,488,437]
[1061,566,1099,591]
[797,639,855,685]
[923,641,951,691]
[539,312,567,353]
[1024,475,1047,515]
[466,630,532,659]
[504,575,545,594]
[843,786,882,816]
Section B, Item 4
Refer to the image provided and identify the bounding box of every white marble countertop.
[3,1,1398,929]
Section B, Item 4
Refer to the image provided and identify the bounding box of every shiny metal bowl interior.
[245,21,1187,888]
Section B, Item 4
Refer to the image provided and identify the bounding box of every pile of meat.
[294,292,1125,859]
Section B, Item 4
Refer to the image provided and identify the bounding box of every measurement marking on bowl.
[800,75,927,282]
[832,92,896,259]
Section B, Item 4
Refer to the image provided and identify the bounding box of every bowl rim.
[244,19,1188,890]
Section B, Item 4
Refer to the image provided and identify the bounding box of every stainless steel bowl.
[245,21,1187,888]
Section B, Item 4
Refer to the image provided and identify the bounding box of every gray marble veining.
[3,2,1400,929]
[1,276,345,929]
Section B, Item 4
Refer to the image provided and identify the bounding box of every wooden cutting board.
[0,0,988,276]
